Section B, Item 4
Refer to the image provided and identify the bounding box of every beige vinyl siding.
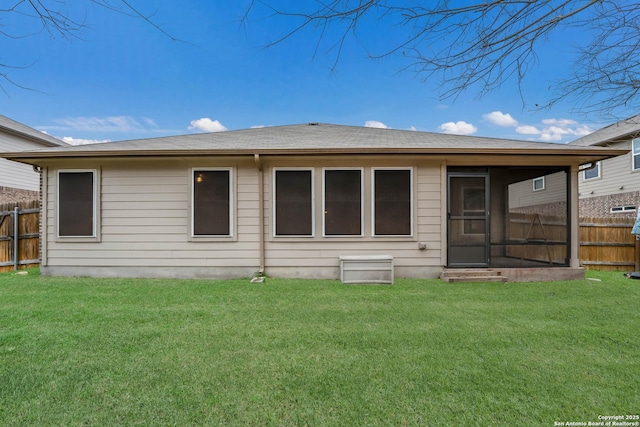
[509,171,567,209]
[262,158,443,278]
[44,158,261,273]
[580,141,640,198]
[42,155,444,279]
[0,137,47,190]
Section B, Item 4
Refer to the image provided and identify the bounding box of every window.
[533,177,545,191]
[373,168,412,236]
[323,169,363,236]
[57,170,96,237]
[611,206,636,214]
[192,169,232,236]
[583,162,601,180]
[633,138,640,171]
[274,169,313,236]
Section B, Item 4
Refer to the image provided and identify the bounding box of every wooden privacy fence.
[580,217,638,271]
[0,200,40,272]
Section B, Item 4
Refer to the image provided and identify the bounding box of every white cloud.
[62,136,111,145]
[515,119,594,142]
[439,121,478,135]
[188,118,228,133]
[50,116,147,132]
[364,120,390,129]
[515,125,541,135]
[541,118,577,126]
[483,111,519,127]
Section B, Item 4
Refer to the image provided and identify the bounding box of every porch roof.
[1,122,627,165]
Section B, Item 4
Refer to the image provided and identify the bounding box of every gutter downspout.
[254,154,265,274]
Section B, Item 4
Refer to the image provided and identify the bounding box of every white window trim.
[582,161,601,181]
[272,167,315,238]
[610,206,636,214]
[533,177,545,192]
[322,167,364,237]
[190,167,234,240]
[56,169,100,241]
[371,167,414,237]
[633,138,640,172]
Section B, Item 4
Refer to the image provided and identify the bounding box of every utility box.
[339,255,394,284]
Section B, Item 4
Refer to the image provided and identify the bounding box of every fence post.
[13,206,19,270]
[635,236,640,272]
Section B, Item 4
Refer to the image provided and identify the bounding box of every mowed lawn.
[0,270,638,426]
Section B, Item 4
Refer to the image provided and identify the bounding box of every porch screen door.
[447,174,489,266]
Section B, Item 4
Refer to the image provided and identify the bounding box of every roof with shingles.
[0,115,67,147]
[0,122,627,162]
[570,114,640,147]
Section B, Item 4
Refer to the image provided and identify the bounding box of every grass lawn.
[0,269,638,426]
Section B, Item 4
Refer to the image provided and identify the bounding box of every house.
[569,114,640,218]
[0,115,67,203]
[0,123,626,282]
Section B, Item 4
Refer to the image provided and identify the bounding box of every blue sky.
[1,1,612,145]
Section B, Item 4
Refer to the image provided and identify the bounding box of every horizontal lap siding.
[45,161,261,269]
[0,134,48,190]
[263,163,443,271]
[44,158,443,277]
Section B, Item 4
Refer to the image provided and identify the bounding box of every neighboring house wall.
[508,171,567,212]
[0,186,39,204]
[578,139,640,217]
[0,137,47,191]
[41,156,444,280]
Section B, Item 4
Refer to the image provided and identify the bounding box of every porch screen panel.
[58,171,94,237]
[374,169,411,236]
[325,170,361,235]
[275,170,313,236]
[193,170,230,236]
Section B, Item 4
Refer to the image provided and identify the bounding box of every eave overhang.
[0,146,628,168]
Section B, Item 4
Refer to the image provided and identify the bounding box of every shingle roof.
[570,114,640,146]
[0,122,627,163]
[0,115,67,147]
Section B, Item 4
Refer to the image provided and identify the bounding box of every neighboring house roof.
[570,114,640,147]
[0,115,67,147]
[0,122,627,165]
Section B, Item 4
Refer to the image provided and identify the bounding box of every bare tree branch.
[245,0,638,118]
[0,0,180,93]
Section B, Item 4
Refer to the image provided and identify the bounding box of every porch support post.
[570,165,580,268]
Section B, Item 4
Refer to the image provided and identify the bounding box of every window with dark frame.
[58,171,95,237]
[275,169,313,236]
[633,139,640,171]
[373,169,411,236]
[324,169,362,236]
[192,170,231,236]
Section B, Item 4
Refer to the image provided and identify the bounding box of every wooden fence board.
[0,200,40,272]
[579,216,636,271]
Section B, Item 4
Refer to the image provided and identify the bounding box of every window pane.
[634,139,640,170]
[275,170,312,236]
[325,170,361,235]
[193,170,230,236]
[374,169,411,235]
[59,172,94,237]
[584,163,599,180]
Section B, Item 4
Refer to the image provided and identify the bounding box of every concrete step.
[440,269,509,283]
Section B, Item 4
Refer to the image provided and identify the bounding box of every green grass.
[0,269,638,426]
